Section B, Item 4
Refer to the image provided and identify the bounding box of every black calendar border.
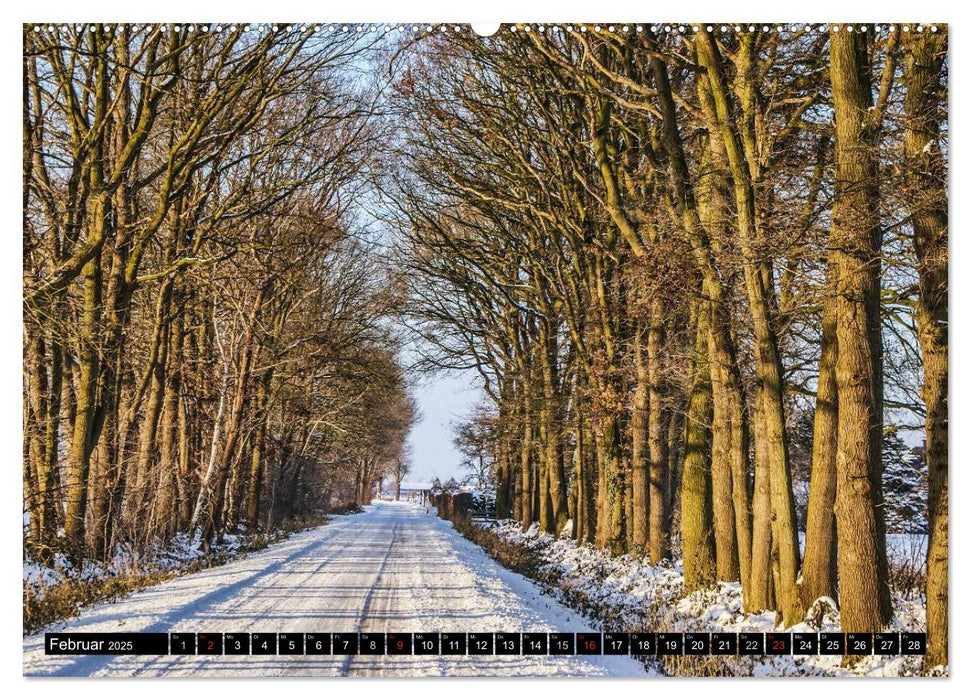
[42,631,927,657]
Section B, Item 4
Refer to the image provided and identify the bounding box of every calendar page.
[21,18,948,679]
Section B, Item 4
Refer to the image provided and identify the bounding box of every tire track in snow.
[339,521,399,677]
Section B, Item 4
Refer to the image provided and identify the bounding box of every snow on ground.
[886,534,928,571]
[24,528,250,594]
[481,520,933,677]
[23,502,645,677]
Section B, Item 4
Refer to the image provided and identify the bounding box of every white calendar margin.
[4,0,965,696]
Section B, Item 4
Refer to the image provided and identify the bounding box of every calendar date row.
[44,631,926,656]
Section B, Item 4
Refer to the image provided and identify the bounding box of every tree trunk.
[155,309,183,541]
[829,28,893,634]
[666,399,684,513]
[495,390,513,519]
[749,389,775,612]
[681,303,716,592]
[520,381,534,529]
[647,300,671,564]
[596,410,626,554]
[25,332,60,543]
[575,398,597,544]
[540,325,569,533]
[630,321,649,549]
[245,369,272,527]
[129,300,170,528]
[801,287,839,608]
[695,86,747,587]
[902,28,948,668]
[65,249,103,551]
[190,289,264,539]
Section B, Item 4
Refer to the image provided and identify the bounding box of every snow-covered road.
[23,501,645,677]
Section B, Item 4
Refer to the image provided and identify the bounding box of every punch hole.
[471,23,502,37]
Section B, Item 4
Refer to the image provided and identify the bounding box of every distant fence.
[398,488,430,505]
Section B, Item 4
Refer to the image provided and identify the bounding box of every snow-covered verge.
[24,519,326,635]
[467,520,942,677]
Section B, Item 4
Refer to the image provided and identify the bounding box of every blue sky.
[406,369,482,484]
